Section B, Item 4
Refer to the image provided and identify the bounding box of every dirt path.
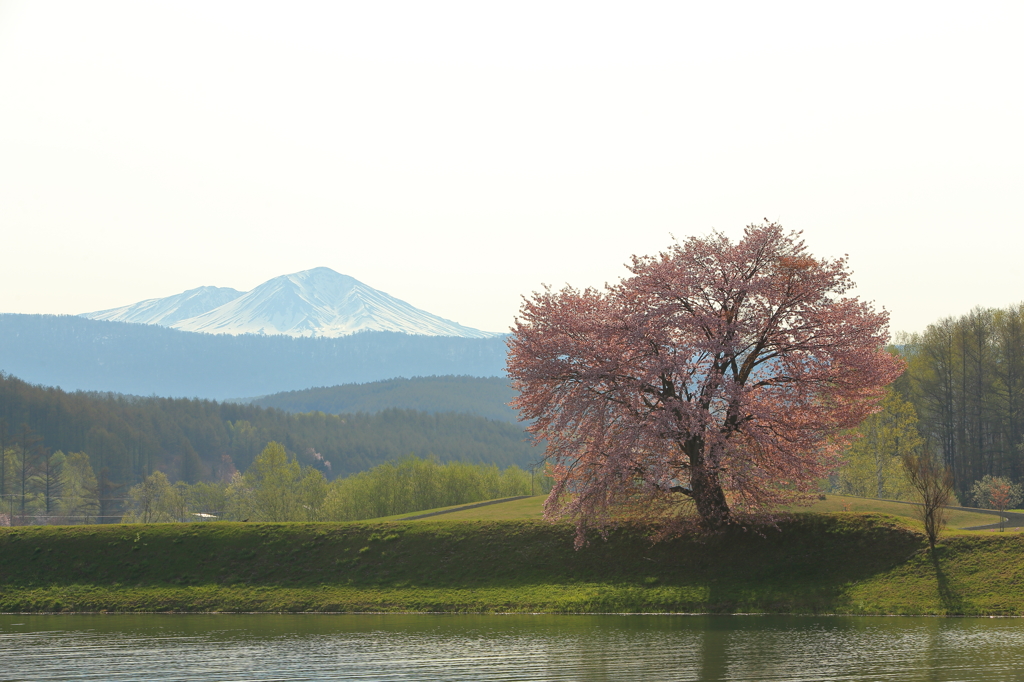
[954,506,1024,531]
[866,497,1024,531]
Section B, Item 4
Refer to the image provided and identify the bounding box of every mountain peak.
[81,269,499,339]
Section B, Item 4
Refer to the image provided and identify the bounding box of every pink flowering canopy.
[507,222,904,539]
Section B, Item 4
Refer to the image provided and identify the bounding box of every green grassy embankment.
[4,512,1024,615]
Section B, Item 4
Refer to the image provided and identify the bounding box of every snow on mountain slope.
[81,286,244,326]
[81,268,500,338]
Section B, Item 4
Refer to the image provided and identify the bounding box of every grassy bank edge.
[4,514,1024,616]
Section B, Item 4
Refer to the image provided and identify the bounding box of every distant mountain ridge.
[84,286,245,326]
[81,267,499,339]
[0,314,507,400]
[247,376,520,423]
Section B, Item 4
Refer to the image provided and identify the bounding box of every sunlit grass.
[5,513,1024,615]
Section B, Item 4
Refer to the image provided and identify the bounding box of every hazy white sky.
[1,1,1021,335]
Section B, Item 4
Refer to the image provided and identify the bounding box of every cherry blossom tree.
[970,475,1023,532]
[507,222,904,537]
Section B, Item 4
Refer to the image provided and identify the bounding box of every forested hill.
[0,372,540,489]
[0,314,507,400]
[247,376,519,423]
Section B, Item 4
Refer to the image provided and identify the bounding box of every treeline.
[248,375,519,423]
[0,314,507,400]
[0,372,542,523]
[832,303,1024,502]
[120,448,548,524]
[0,449,112,524]
[898,304,1024,498]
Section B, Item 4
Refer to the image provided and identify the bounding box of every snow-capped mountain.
[83,286,244,326]
[80,268,500,339]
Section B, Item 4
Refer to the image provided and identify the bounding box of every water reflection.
[2,613,1024,681]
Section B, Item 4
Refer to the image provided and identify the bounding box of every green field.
[3,511,1024,615]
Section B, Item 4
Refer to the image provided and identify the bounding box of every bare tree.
[903,448,955,549]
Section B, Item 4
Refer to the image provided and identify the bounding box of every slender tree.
[508,222,903,537]
[903,448,955,550]
[42,451,65,517]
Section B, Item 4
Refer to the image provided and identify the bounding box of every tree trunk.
[685,437,731,527]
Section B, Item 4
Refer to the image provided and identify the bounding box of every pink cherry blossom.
[507,222,903,542]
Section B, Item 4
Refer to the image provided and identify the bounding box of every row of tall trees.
[900,304,1024,497]
[120,446,547,524]
[831,303,1024,505]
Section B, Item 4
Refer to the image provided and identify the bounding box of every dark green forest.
[0,372,540,521]
[248,375,518,423]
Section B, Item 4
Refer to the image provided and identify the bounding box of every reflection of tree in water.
[696,625,730,682]
[538,628,703,681]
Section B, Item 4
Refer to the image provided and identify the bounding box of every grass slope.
[3,514,1024,615]
[370,496,547,522]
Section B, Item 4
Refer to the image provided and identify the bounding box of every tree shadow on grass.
[931,548,966,614]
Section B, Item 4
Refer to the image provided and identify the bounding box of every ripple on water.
[3,614,1024,681]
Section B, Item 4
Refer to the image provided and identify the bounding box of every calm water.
[2,613,1024,681]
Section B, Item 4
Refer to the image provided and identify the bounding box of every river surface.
[3,613,1024,681]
